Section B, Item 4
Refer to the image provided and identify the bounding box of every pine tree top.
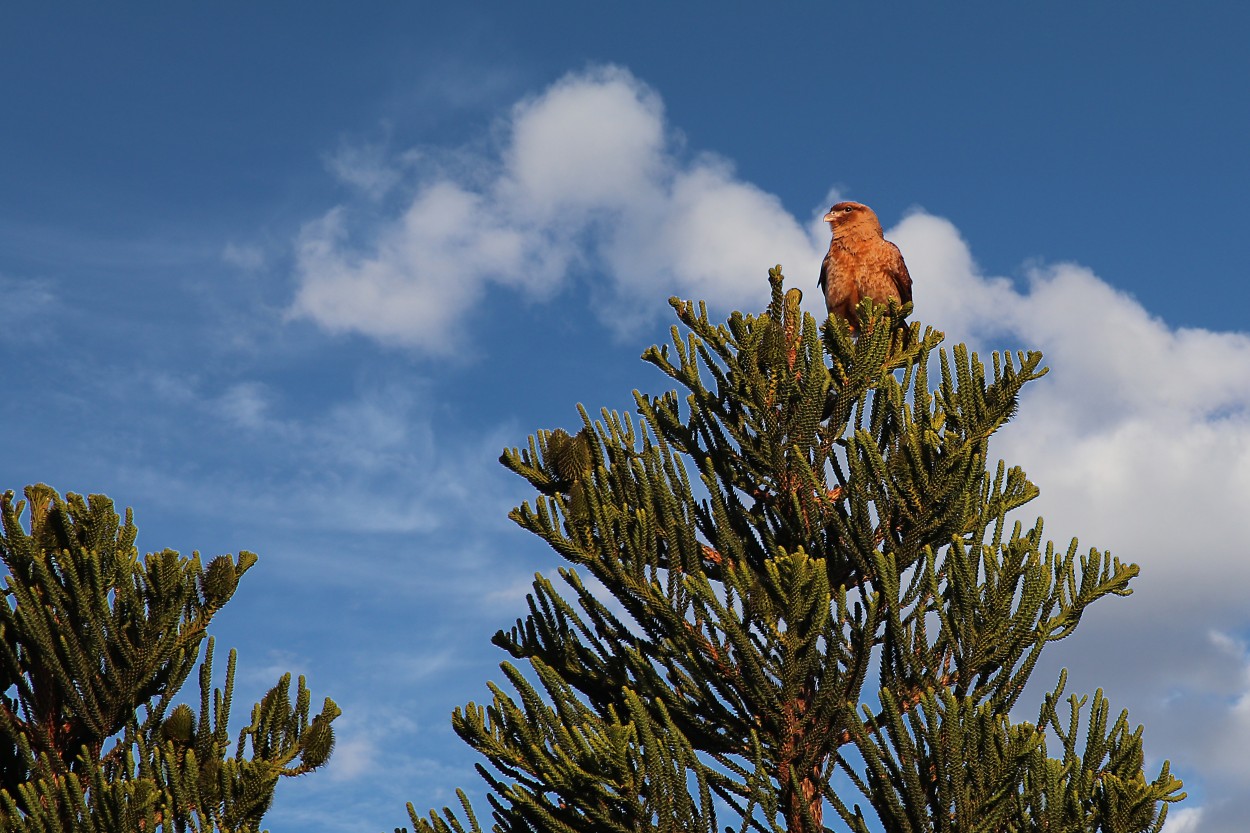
[403,268,1183,833]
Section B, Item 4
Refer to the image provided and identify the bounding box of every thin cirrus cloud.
[0,275,56,341]
[289,65,828,351]
[204,379,506,536]
[287,64,1250,828]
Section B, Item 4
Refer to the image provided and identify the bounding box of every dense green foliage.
[400,269,1183,833]
[0,485,339,832]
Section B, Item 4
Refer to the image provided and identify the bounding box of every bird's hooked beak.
[823,211,837,223]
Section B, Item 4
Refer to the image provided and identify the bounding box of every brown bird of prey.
[818,201,912,332]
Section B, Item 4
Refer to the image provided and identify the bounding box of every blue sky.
[3,4,1249,831]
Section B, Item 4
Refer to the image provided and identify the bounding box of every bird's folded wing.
[887,242,913,304]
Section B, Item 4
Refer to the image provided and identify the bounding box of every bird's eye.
[843,206,854,213]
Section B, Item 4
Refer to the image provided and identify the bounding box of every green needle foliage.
[400,268,1183,833]
[0,485,340,832]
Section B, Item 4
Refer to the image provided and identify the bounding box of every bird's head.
[824,201,884,238]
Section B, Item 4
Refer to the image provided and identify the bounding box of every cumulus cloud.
[888,212,1250,831]
[890,213,1250,611]
[290,66,827,349]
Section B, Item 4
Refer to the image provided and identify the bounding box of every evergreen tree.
[401,269,1184,833]
[0,484,340,832]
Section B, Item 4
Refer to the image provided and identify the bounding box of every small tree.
[0,484,340,832]
[400,269,1184,833]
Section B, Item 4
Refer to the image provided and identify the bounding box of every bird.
[818,201,912,333]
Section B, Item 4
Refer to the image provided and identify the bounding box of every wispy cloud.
[221,242,266,272]
[97,369,521,556]
[0,275,56,341]
[289,66,829,352]
[324,135,407,200]
[190,379,506,535]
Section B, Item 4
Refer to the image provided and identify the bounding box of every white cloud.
[889,215,1250,613]
[888,212,1250,831]
[501,66,666,219]
[1162,807,1204,833]
[289,65,828,349]
[292,181,572,353]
